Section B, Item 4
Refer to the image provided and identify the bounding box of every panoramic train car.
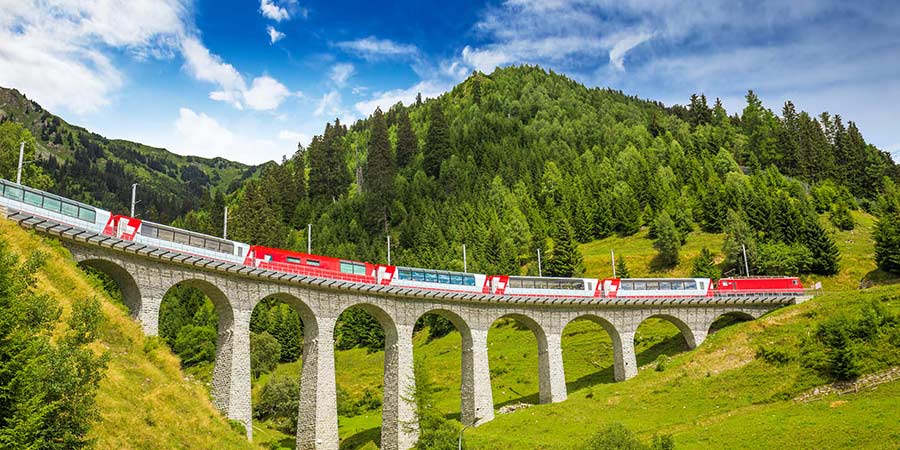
[488,275,602,297]
[248,246,376,283]
[0,178,110,234]
[105,214,249,264]
[377,265,488,293]
[603,278,713,298]
[716,277,804,295]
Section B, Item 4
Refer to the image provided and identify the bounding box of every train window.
[340,261,352,272]
[235,245,242,257]
[60,202,79,218]
[79,207,96,223]
[699,282,705,290]
[620,281,632,290]
[450,274,462,284]
[173,232,190,245]
[465,276,476,286]
[572,280,585,290]
[306,259,320,267]
[685,281,697,290]
[157,228,175,241]
[43,197,61,212]
[437,273,451,284]
[398,269,412,280]
[141,224,156,238]
[412,271,425,282]
[354,264,367,275]
[634,282,647,290]
[645,281,658,290]
[24,190,42,207]
[288,257,301,264]
[792,279,798,285]
[205,239,220,251]
[424,271,438,283]
[587,283,593,291]
[4,185,23,201]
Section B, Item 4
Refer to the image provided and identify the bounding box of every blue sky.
[1,0,899,165]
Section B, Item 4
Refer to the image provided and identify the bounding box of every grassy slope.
[467,285,900,449]
[0,219,256,450]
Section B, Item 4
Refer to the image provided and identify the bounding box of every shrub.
[581,423,647,450]
[251,331,282,378]
[654,355,671,372]
[173,325,217,367]
[255,374,301,433]
[755,346,793,365]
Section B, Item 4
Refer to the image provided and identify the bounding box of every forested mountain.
[213,65,899,278]
[0,87,259,224]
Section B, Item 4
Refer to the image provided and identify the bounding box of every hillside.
[0,86,258,224]
[0,218,256,449]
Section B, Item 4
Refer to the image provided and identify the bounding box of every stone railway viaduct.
[6,210,807,450]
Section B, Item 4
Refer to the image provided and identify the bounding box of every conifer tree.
[364,107,396,232]
[615,256,631,278]
[722,209,757,276]
[232,180,287,248]
[691,247,720,278]
[396,108,418,168]
[308,119,351,203]
[545,215,583,277]
[652,211,681,268]
[423,102,450,178]
[874,213,900,275]
[802,215,840,275]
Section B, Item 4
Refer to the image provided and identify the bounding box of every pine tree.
[545,215,583,277]
[423,102,450,178]
[396,108,418,168]
[802,215,840,275]
[232,180,287,248]
[691,247,720,278]
[308,119,351,203]
[652,211,681,268]
[722,209,757,276]
[364,107,396,233]
[874,212,900,275]
[615,256,631,278]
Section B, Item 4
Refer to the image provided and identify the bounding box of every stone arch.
[638,313,700,349]
[410,308,483,425]
[334,301,416,450]
[561,314,630,384]
[77,258,142,318]
[707,310,756,335]
[487,312,563,405]
[157,278,243,431]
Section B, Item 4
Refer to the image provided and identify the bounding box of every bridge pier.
[613,330,638,381]
[382,323,419,450]
[461,327,494,426]
[211,308,253,440]
[297,317,339,450]
[538,331,567,404]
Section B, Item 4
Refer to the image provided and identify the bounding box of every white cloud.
[329,63,355,87]
[173,107,292,164]
[181,36,247,108]
[0,0,187,114]
[354,80,449,116]
[607,30,653,71]
[267,26,285,44]
[243,76,292,111]
[259,0,290,21]
[335,36,418,60]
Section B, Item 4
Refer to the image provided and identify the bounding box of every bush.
[756,346,793,365]
[255,374,301,433]
[829,202,854,231]
[581,423,647,450]
[755,242,812,275]
[654,355,671,372]
[251,331,282,378]
[173,325,217,367]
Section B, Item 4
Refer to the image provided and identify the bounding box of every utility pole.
[223,206,229,239]
[463,244,467,273]
[16,142,25,185]
[611,249,616,278]
[387,235,391,265]
[307,224,312,254]
[130,183,139,217]
[742,244,750,276]
[537,248,542,277]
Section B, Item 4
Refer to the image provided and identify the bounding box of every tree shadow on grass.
[340,426,381,450]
